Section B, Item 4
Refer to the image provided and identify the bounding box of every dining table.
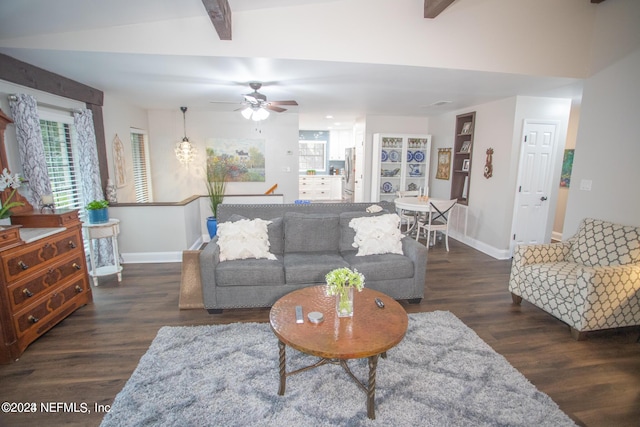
[394,196,446,236]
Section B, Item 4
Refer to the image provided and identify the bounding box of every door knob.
[540,196,548,201]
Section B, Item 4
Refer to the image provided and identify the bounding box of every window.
[39,112,83,211]
[298,140,327,172]
[130,128,153,203]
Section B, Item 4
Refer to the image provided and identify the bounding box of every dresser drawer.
[7,254,87,312]
[13,276,89,336]
[1,229,82,283]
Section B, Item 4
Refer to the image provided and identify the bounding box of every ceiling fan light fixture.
[253,107,270,121]
[241,107,253,119]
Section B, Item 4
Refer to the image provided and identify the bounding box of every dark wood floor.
[1,239,639,427]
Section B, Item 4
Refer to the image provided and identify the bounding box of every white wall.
[146,110,299,204]
[101,93,148,202]
[428,96,571,258]
[563,48,640,235]
[562,0,640,235]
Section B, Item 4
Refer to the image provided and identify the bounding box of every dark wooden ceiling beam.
[424,0,456,19]
[0,53,103,106]
[201,0,232,40]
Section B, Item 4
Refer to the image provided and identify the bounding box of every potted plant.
[205,150,230,238]
[85,199,109,224]
[325,267,365,317]
[0,168,24,223]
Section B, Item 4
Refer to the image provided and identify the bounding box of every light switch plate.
[579,179,592,191]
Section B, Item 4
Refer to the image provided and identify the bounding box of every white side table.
[83,218,122,286]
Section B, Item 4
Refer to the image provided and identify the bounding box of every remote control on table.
[375,298,385,308]
[295,306,304,323]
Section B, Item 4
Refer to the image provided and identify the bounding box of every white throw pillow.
[349,213,403,256]
[217,218,277,261]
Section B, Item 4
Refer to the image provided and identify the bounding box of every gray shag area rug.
[100,311,576,426]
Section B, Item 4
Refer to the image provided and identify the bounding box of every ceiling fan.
[212,82,298,121]
[243,82,298,111]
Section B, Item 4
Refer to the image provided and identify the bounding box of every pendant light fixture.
[175,106,197,165]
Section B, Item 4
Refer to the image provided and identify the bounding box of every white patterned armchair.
[509,218,640,340]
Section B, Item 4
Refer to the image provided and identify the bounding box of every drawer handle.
[75,285,83,293]
[22,288,34,297]
[18,261,29,270]
[28,315,39,324]
[72,263,82,270]
[68,241,77,249]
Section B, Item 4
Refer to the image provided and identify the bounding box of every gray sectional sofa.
[200,201,428,313]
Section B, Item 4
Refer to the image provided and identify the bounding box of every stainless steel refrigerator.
[343,147,356,202]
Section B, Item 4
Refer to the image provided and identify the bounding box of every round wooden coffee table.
[269,285,408,419]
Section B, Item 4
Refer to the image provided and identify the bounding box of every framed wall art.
[560,149,574,187]
[206,138,266,182]
[462,158,470,172]
[436,148,451,180]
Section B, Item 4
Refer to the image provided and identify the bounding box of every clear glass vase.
[336,286,354,317]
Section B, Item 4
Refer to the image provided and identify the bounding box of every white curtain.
[8,94,52,208]
[74,109,115,267]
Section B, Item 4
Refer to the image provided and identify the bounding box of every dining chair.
[415,198,457,251]
[395,190,422,232]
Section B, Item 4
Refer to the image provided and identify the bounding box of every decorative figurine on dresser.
[0,109,93,364]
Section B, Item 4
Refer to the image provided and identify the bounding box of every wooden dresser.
[0,210,93,364]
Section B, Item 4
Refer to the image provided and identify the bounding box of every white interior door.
[511,120,559,253]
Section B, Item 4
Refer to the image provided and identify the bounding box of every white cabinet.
[371,133,432,202]
[329,130,354,161]
[299,176,343,201]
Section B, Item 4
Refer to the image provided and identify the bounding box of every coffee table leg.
[278,340,286,395]
[367,354,379,420]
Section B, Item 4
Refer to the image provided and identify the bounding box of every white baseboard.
[120,237,204,264]
[448,231,512,260]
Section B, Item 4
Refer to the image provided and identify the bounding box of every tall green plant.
[206,178,226,218]
[206,150,230,218]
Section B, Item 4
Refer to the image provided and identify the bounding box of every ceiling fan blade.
[244,94,258,103]
[265,105,287,113]
[269,100,298,106]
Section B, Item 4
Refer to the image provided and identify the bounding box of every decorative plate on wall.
[389,150,400,162]
[413,150,425,163]
[381,150,389,162]
[382,182,393,193]
[407,150,414,162]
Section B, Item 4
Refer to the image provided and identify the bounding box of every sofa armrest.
[401,236,428,297]
[572,262,640,331]
[509,241,572,296]
[199,236,221,308]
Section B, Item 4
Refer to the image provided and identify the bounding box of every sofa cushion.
[216,256,285,286]
[228,214,284,255]
[569,218,640,267]
[339,210,386,252]
[520,262,580,303]
[283,252,349,284]
[348,213,403,256]
[284,212,340,253]
[217,218,277,261]
[342,251,414,281]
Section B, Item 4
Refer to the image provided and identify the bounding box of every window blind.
[130,130,152,203]
[40,119,83,211]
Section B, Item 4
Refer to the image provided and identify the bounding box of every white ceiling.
[0,0,584,130]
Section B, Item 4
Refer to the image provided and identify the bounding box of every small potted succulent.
[85,199,109,224]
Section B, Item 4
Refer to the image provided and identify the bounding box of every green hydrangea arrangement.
[326,267,365,314]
